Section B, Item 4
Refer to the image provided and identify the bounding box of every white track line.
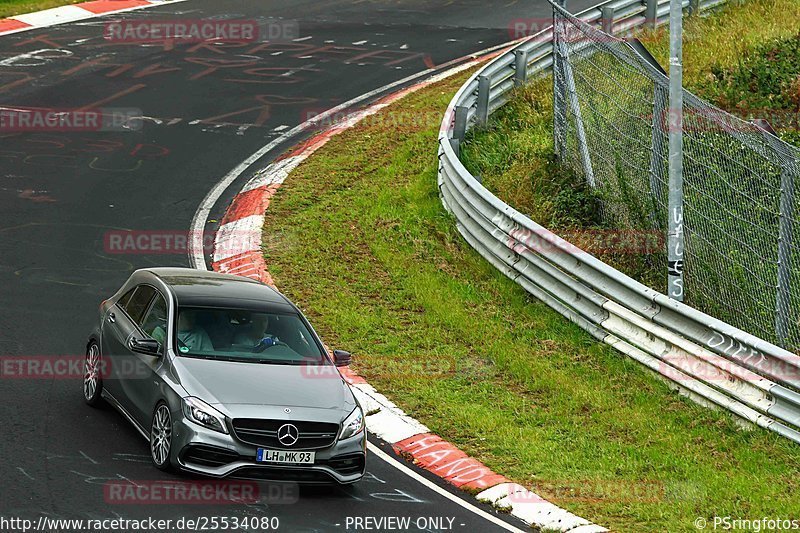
[366,442,526,533]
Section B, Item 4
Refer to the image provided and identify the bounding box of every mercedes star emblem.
[277,423,299,446]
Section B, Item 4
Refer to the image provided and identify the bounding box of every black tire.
[83,342,104,407]
[150,402,174,471]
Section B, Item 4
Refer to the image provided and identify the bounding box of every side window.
[141,293,168,344]
[122,285,156,324]
[117,288,136,309]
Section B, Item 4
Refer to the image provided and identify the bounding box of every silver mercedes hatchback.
[84,267,366,484]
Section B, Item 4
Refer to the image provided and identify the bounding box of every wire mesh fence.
[551,2,800,350]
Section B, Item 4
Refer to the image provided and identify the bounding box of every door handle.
[107,312,116,323]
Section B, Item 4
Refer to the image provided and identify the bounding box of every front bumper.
[172,415,366,484]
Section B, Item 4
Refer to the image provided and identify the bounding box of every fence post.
[645,0,658,28]
[553,0,567,161]
[477,75,490,125]
[667,0,685,302]
[514,49,528,86]
[601,6,615,34]
[557,26,595,186]
[754,119,795,346]
[777,163,795,346]
[451,105,468,156]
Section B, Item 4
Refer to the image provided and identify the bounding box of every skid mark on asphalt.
[112,453,151,463]
[17,467,35,480]
[0,48,73,66]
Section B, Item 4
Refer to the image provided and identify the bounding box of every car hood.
[171,356,354,414]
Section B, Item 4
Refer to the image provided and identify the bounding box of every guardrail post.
[645,0,658,28]
[689,0,700,15]
[601,6,615,34]
[514,49,528,86]
[451,105,468,156]
[477,75,490,125]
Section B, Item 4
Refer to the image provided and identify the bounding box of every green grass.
[639,0,800,81]
[261,71,800,531]
[0,0,81,18]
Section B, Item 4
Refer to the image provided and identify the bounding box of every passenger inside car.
[175,310,214,353]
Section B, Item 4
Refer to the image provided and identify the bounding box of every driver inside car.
[234,313,279,352]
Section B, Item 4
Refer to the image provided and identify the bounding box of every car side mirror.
[333,350,352,367]
[129,337,161,356]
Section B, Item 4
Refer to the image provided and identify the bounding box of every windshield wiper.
[184,353,256,363]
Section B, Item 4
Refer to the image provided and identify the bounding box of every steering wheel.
[252,336,289,353]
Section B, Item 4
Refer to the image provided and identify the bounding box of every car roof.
[142,267,294,312]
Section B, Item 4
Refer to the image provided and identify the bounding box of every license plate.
[256,448,315,464]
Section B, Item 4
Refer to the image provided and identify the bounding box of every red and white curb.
[210,62,607,533]
[0,0,185,36]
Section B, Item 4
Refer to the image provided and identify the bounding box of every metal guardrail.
[437,0,800,443]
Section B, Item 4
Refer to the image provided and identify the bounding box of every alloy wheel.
[150,404,172,468]
[83,344,102,404]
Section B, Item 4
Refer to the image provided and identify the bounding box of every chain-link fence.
[551,2,800,350]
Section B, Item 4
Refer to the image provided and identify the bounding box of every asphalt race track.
[0,1,593,531]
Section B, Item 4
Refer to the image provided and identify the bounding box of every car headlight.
[182,397,228,434]
[339,406,364,440]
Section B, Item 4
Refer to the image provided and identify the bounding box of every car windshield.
[154,307,327,365]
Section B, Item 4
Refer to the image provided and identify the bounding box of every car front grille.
[232,419,339,450]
